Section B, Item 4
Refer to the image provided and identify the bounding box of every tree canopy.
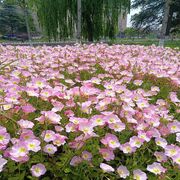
[131,0,180,35]
[34,0,130,41]
[0,3,26,34]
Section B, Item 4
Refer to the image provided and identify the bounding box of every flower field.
[0,44,179,180]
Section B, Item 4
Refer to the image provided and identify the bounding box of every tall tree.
[77,0,81,42]
[33,0,130,41]
[0,4,26,35]
[2,0,34,42]
[131,0,180,35]
[159,0,171,46]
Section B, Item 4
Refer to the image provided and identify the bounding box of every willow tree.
[34,0,130,41]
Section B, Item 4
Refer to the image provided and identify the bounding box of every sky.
[127,7,141,27]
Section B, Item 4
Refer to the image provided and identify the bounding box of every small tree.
[124,27,138,39]
[0,4,26,35]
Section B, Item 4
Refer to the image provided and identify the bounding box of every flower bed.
[0,44,179,179]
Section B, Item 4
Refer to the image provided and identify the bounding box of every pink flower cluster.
[0,44,179,178]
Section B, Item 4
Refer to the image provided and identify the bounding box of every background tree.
[159,0,171,46]
[33,0,130,41]
[2,0,37,41]
[0,4,26,35]
[131,0,180,35]
[124,27,138,39]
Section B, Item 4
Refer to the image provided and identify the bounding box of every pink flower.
[172,154,180,166]
[31,78,47,89]
[2,103,13,110]
[91,77,101,84]
[137,131,151,142]
[117,165,130,179]
[41,130,56,142]
[64,110,74,117]
[104,114,121,124]
[69,141,84,149]
[147,162,166,175]
[136,100,149,109]
[65,122,76,133]
[42,111,62,124]
[165,144,179,157]
[51,101,64,112]
[40,88,53,99]
[5,93,20,104]
[70,117,88,125]
[156,99,166,106]
[81,151,92,161]
[53,134,67,146]
[43,144,57,155]
[55,126,64,132]
[133,80,143,86]
[133,169,147,180]
[21,104,36,113]
[0,130,10,150]
[129,136,144,148]
[26,88,39,97]
[151,86,160,92]
[100,163,114,172]
[70,156,82,166]
[120,142,137,154]
[176,133,180,142]
[99,148,115,161]
[108,122,125,132]
[167,121,180,133]
[17,119,34,129]
[101,133,120,149]
[0,126,7,134]
[78,121,94,135]
[81,101,92,114]
[169,92,180,103]
[0,155,7,172]
[154,151,168,162]
[20,129,35,141]
[9,141,29,162]
[155,137,167,148]
[26,139,41,152]
[159,125,170,136]
[90,115,106,126]
[30,163,46,177]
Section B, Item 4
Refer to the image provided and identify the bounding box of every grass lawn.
[1,38,180,49]
[109,39,180,49]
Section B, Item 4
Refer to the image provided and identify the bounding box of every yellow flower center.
[110,140,116,145]
[153,168,160,174]
[35,167,40,173]
[19,147,26,153]
[0,135,4,141]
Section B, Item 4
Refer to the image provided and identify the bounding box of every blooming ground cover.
[0,44,179,180]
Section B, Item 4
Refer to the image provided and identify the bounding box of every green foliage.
[131,0,180,34]
[124,27,138,38]
[33,0,130,41]
[0,4,26,34]
[109,39,180,48]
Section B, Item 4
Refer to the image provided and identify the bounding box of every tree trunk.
[21,0,32,44]
[31,9,42,34]
[77,0,81,43]
[159,0,171,47]
[166,5,173,36]
[84,13,93,42]
[87,18,93,42]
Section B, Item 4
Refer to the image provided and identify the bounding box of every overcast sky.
[127,7,141,27]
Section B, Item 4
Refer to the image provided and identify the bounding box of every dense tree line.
[131,0,180,35]
[34,0,130,41]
